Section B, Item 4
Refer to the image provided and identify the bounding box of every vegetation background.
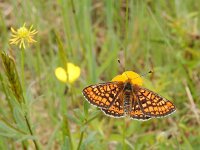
[0,0,200,149]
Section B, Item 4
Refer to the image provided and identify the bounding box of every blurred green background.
[0,0,200,149]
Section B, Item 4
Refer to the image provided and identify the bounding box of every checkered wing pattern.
[130,96,151,120]
[82,82,124,109]
[101,93,124,118]
[135,86,176,117]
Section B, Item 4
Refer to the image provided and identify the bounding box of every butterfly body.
[123,81,133,116]
[83,77,176,121]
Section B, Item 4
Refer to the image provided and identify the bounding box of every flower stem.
[20,48,25,90]
[62,115,74,150]
[24,115,40,150]
[77,131,84,150]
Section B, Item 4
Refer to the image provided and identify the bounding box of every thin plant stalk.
[77,131,84,150]
[20,47,25,91]
[62,114,74,150]
[24,115,40,150]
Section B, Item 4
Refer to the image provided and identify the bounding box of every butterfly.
[82,71,176,121]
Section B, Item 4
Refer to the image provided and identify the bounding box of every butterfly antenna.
[133,70,153,80]
[118,59,129,79]
[117,59,125,72]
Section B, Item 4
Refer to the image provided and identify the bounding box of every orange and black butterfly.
[82,71,176,121]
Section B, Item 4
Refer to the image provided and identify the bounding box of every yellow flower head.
[9,23,38,49]
[55,62,81,83]
[112,71,143,86]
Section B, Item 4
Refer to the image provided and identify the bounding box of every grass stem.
[25,115,40,150]
[77,131,84,150]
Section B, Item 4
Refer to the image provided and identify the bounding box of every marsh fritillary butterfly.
[82,71,176,120]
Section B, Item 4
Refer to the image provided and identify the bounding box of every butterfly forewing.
[82,82,124,109]
[135,86,176,117]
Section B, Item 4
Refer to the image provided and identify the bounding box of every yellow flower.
[9,23,37,49]
[55,62,80,83]
[112,71,143,86]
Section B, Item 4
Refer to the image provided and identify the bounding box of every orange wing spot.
[115,102,119,106]
[87,87,92,91]
[107,86,111,91]
[140,89,145,92]
[158,107,162,112]
[106,101,110,105]
[140,97,145,100]
[109,97,113,102]
[171,105,175,108]
[147,93,152,99]
[161,106,165,111]
[142,103,147,107]
[164,105,168,109]
[149,106,153,112]
[147,101,151,105]
[152,103,156,106]
[166,102,172,107]
[102,98,106,103]
[143,91,149,96]
[135,111,140,115]
[154,98,159,102]
[100,90,105,93]
[92,94,95,98]
[158,101,163,105]
[154,107,158,111]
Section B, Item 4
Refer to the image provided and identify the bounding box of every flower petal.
[67,63,81,83]
[112,71,143,86]
[55,67,67,83]
[9,23,37,49]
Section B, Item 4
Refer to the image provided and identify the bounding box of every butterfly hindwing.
[101,93,124,118]
[82,81,124,109]
[130,95,151,120]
